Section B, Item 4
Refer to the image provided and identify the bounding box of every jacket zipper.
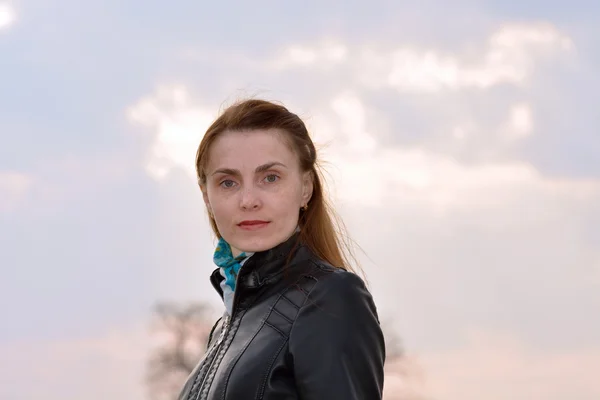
[195,314,231,400]
[197,264,253,399]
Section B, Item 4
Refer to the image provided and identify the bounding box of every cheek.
[270,186,303,215]
[207,191,232,222]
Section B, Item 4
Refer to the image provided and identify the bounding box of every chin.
[231,227,295,254]
[221,222,298,255]
[233,236,278,254]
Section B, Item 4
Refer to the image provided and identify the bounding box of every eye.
[264,174,279,183]
[220,179,236,189]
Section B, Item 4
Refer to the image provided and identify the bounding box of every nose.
[239,185,261,210]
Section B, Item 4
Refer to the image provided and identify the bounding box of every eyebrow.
[211,162,288,177]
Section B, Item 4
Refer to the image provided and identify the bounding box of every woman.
[177,99,386,400]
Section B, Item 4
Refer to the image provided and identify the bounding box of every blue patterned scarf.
[213,237,251,292]
[213,238,254,314]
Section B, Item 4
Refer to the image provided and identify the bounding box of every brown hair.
[195,99,360,274]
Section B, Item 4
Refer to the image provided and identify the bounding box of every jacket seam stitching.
[279,292,301,310]
[264,321,286,337]
[271,306,294,324]
[255,338,289,400]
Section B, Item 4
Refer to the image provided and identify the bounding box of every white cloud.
[0,171,32,212]
[327,140,600,213]
[329,92,377,154]
[417,330,600,400]
[0,3,16,31]
[305,93,598,213]
[270,40,348,70]
[126,85,215,180]
[272,22,572,93]
[506,102,534,138]
[381,22,572,92]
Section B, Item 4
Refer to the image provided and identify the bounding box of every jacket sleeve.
[288,270,386,400]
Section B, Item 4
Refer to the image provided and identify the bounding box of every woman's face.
[202,129,313,257]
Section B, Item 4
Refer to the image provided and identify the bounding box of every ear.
[301,171,314,206]
[200,185,213,217]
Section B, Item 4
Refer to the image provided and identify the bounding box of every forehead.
[206,129,297,170]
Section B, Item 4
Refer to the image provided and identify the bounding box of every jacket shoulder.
[293,256,374,315]
[287,256,386,399]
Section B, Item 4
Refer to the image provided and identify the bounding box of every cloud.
[126,85,215,181]
[269,22,573,93]
[505,102,534,139]
[0,171,32,212]
[0,3,15,31]
[303,92,599,214]
[416,330,600,400]
[269,40,348,70]
[386,23,572,92]
[328,91,378,153]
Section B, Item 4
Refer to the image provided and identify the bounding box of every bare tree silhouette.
[146,302,215,400]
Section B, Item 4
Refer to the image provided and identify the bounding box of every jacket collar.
[209,231,303,299]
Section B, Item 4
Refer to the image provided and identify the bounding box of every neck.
[231,246,243,258]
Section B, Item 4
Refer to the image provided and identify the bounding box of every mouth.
[237,220,270,230]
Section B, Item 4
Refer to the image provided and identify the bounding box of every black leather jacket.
[178,234,386,400]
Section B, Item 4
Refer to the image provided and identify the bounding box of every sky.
[1,0,599,399]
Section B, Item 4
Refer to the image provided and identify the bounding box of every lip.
[237,220,270,230]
